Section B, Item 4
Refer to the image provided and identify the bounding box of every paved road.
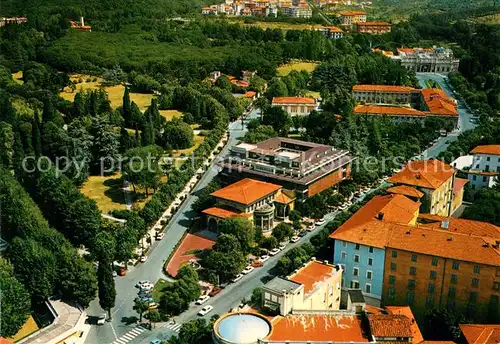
[416,73,476,159]
[85,109,258,344]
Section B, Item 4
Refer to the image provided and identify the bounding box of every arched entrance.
[208,217,218,233]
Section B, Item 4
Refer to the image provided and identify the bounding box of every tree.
[0,258,31,338]
[272,223,293,242]
[169,318,212,344]
[462,188,500,226]
[250,288,262,306]
[123,145,163,196]
[90,115,120,174]
[0,121,14,168]
[133,299,148,322]
[218,218,254,252]
[261,236,278,250]
[265,78,288,100]
[42,97,63,126]
[423,308,466,341]
[97,261,116,320]
[262,106,291,136]
[243,125,277,144]
[213,234,241,253]
[201,250,246,282]
[122,86,131,124]
[32,111,42,157]
[161,119,194,150]
[214,75,232,92]
[93,230,117,262]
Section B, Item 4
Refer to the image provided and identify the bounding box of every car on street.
[140,283,154,290]
[269,248,280,256]
[112,271,118,277]
[209,287,224,297]
[298,231,307,237]
[136,280,151,288]
[259,255,269,262]
[232,274,243,283]
[315,218,326,226]
[306,224,316,232]
[97,313,106,325]
[198,305,214,316]
[242,265,254,274]
[195,295,210,305]
[338,204,349,211]
[156,233,165,240]
[278,242,287,250]
[140,255,148,262]
[150,340,162,344]
[148,302,158,309]
[291,236,300,243]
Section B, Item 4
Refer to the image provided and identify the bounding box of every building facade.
[218,137,354,201]
[317,26,344,39]
[394,47,460,74]
[352,85,419,105]
[356,21,391,34]
[339,10,366,26]
[271,96,318,116]
[467,145,500,191]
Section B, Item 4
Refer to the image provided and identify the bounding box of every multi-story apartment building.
[262,259,343,315]
[388,159,459,216]
[282,3,312,18]
[393,47,460,74]
[338,10,367,26]
[356,21,392,35]
[271,96,318,116]
[317,26,344,39]
[352,84,419,105]
[218,137,355,201]
[467,145,500,191]
[331,194,421,304]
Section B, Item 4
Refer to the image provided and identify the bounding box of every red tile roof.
[368,314,413,338]
[0,338,13,344]
[385,306,424,343]
[470,145,500,156]
[418,213,500,238]
[288,260,337,295]
[202,207,242,219]
[274,192,294,204]
[387,185,424,198]
[339,10,367,16]
[453,177,468,195]
[325,26,343,32]
[467,170,499,176]
[353,84,417,93]
[267,314,369,342]
[460,324,500,344]
[354,104,425,117]
[244,91,257,98]
[272,96,316,105]
[421,88,458,117]
[211,178,281,205]
[388,159,456,189]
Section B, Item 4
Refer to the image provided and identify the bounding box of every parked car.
[298,231,307,237]
[291,236,300,243]
[315,218,326,226]
[112,271,118,277]
[242,265,255,274]
[260,255,270,262]
[209,287,224,297]
[136,280,151,288]
[148,302,158,309]
[150,340,162,344]
[140,255,148,262]
[278,242,287,250]
[306,224,316,232]
[195,295,210,305]
[198,305,214,316]
[156,233,165,240]
[119,268,127,276]
[140,283,154,290]
[269,248,280,256]
[97,313,106,325]
[232,274,243,283]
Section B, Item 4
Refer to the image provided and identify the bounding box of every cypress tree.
[122,86,131,126]
[119,126,131,153]
[97,261,116,321]
[32,111,42,158]
[12,128,25,177]
[42,98,63,126]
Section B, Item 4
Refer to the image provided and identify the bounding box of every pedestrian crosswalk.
[165,321,183,333]
[112,327,146,344]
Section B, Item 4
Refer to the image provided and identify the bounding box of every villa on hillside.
[271,96,318,116]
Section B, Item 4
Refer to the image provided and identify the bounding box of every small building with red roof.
[271,96,318,116]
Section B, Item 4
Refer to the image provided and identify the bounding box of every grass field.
[8,316,39,342]
[304,90,321,98]
[471,13,500,25]
[277,61,319,76]
[425,79,442,89]
[80,174,129,214]
[159,109,183,121]
[152,278,170,301]
[60,74,155,110]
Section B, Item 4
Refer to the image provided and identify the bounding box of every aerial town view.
[0,0,499,343]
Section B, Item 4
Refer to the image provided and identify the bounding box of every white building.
[467,145,500,191]
[271,96,318,116]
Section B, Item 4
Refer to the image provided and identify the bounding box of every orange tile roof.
[0,338,13,344]
[421,88,458,116]
[470,145,500,156]
[267,314,369,342]
[467,170,499,176]
[387,185,424,199]
[385,306,424,343]
[288,260,337,295]
[244,91,257,98]
[211,178,281,205]
[354,104,426,117]
[368,314,413,338]
[353,84,417,93]
[330,194,420,244]
[460,324,500,344]
[274,192,294,204]
[453,177,468,195]
[388,159,455,189]
[420,342,456,344]
[418,213,500,238]
[325,26,343,32]
[202,207,243,219]
[272,96,316,105]
[357,21,391,26]
[339,10,367,16]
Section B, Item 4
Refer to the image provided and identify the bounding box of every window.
[271,294,278,302]
[353,267,359,276]
[388,287,395,300]
[342,241,347,248]
[487,157,491,161]
[473,175,477,181]
[410,267,417,275]
[472,278,479,288]
[391,262,397,272]
[428,283,435,293]
[368,258,373,266]
[341,252,347,260]
[354,254,360,263]
[483,176,488,182]
[389,275,396,285]
[452,261,460,270]
[406,292,415,305]
[264,292,271,300]
[365,284,371,294]
[447,299,456,310]
[491,295,499,307]
[411,254,417,262]
[355,244,360,250]
[493,282,500,291]
[448,287,456,298]
[450,274,458,284]
[408,279,415,289]
[485,165,490,172]
[392,250,398,258]
[431,257,438,266]
[369,246,374,253]
[473,265,480,274]
[366,271,372,280]
[469,292,478,304]
[350,280,359,289]
[426,296,434,307]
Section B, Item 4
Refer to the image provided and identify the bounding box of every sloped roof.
[339,10,366,15]
[470,145,500,156]
[202,207,242,219]
[288,260,337,295]
[418,213,500,238]
[460,324,500,344]
[388,159,455,189]
[453,178,468,195]
[357,21,391,26]
[272,97,316,105]
[385,306,424,343]
[353,84,417,93]
[211,178,281,205]
[387,185,424,199]
[274,192,294,204]
[354,104,425,116]
[368,314,413,338]
[421,88,458,116]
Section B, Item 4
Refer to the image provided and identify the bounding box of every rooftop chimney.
[415,173,421,180]
[441,220,450,229]
[377,212,384,220]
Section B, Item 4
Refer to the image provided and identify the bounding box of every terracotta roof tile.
[211,178,281,205]
[339,10,367,16]
[453,178,468,195]
[244,91,256,98]
[354,104,426,116]
[388,159,455,189]
[272,96,316,105]
[385,306,424,343]
[267,314,369,342]
[202,207,252,219]
[418,213,500,238]
[419,341,456,344]
[421,88,458,116]
[368,314,413,338]
[274,192,295,204]
[470,145,500,156]
[325,26,343,32]
[387,185,424,198]
[287,260,338,295]
[460,324,500,344]
[467,170,499,176]
[353,84,417,92]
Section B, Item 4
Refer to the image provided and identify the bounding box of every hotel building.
[271,96,318,116]
[467,145,500,191]
[394,47,460,74]
[338,10,367,26]
[356,21,391,35]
